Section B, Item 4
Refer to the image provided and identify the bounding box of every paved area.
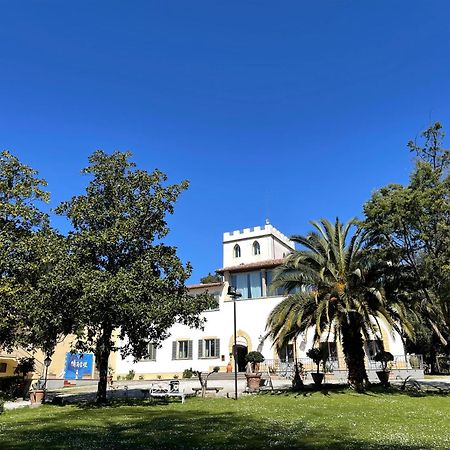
[4,375,450,409]
[3,400,32,410]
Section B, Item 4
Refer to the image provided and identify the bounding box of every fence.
[261,354,424,378]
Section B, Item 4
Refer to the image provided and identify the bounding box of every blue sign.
[65,353,94,380]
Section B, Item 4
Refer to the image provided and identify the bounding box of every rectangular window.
[172,340,193,360]
[0,362,7,373]
[205,293,220,311]
[142,344,157,361]
[320,342,338,359]
[365,340,382,360]
[265,270,285,296]
[198,338,220,359]
[230,271,262,299]
[277,343,294,362]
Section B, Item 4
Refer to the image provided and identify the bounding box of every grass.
[1,389,450,449]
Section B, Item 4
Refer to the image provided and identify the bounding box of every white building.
[116,223,416,380]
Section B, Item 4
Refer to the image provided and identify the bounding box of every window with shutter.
[173,340,193,360]
[199,338,220,358]
[141,343,157,361]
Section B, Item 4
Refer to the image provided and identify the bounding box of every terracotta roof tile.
[216,258,284,274]
[187,282,223,290]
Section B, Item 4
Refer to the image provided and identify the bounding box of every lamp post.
[43,355,52,394]
[227,285,242,400]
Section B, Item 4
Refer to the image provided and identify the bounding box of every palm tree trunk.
[341,316,368,392]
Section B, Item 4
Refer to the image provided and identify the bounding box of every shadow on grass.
[0,399,437,450]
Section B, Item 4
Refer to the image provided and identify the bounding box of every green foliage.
[266,218,413,391]
[125,370,135,381]
[0,151,77,354]
[182,368,193,378]
[55,151,210,403]
[199,272,222,284]
[306,347,327,373]
[13,357,35,379]
[245,351,265,364]
[364,122,450,367]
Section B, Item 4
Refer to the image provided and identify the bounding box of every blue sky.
[1,1,450,282]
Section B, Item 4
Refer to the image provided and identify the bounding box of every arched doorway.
[233,336,248,372]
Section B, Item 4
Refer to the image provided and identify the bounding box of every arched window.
[253,241,260,255]
[233,244,241,258]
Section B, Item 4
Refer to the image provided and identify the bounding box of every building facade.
[116,223,411,380]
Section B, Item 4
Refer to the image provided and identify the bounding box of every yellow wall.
[1,332,118,380]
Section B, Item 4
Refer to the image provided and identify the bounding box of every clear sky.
[1,1,450,282]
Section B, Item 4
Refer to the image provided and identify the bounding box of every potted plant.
[245,351,265,392]
[306,347,326,387]
[14,357,36,401]
[374,350,394,386]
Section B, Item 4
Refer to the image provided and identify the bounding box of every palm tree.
[266,218,413,391]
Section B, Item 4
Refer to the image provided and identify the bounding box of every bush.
[245,351,264,372]
[14,357,35,379]
[374,351,394,371]
[306,347,327,373]
[0,376,29,399]
[182,368,193,379]
[125,370,135,381]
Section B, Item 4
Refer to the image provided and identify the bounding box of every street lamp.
[227,285,242,400]
[43,355,52,394]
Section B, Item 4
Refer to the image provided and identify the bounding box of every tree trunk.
[341,316,369,392]
[96,327,112,404]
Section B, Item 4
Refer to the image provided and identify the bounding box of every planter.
[376,371,390,386]
[29,389,45,406]
[311,372,324,386]
[245,373,261,392]
[226,362,232,373]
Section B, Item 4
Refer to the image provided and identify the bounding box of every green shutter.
[172,341,177,360]
[188,340,193,359]
[215,339,220,358]
[198,340,203,359]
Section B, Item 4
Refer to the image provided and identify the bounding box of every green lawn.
[1,390,450,449]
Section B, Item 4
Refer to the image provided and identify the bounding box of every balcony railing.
[261,354,424,378]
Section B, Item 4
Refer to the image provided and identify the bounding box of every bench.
[192,387,224,395]
[142,381,186,404]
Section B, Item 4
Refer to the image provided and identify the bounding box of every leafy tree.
[266,219,413,391]
[0,150,48,350]
[199,272,222,284]
[56,150,211,403]
[0,151,77,356]
[364,123,450,369]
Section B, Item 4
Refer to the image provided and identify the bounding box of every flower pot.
[30,389,45,406]
[226,362,232,373]
[311,372,324,386]
[245,373,261,392]
[376,371,390,386]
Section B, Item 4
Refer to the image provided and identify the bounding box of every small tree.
[373,351,394,372]
[306,347,326,374]
[193,366,219,398]
[245,351,265,373]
